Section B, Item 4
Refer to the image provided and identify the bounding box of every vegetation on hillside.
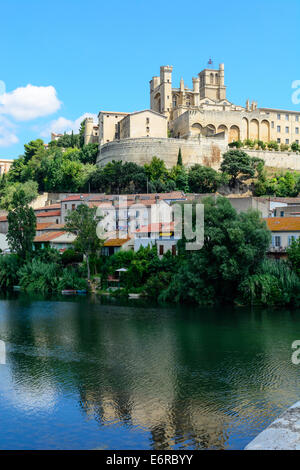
[2,130,299,200]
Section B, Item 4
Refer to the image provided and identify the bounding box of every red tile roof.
[34,231,66,242]
[36,210,61,217]
[34,203,61,212]
[264,217,300,232]
[61,194,90,202]
[103,237,131,247]
[36,223,53,230]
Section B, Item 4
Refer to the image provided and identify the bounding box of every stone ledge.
[245,401,300,450]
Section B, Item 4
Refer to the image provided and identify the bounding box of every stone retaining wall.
[96,137,228,169]
[97,137,300,171]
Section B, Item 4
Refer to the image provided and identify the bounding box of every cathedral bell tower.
[198,63,226,101]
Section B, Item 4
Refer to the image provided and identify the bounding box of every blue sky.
[0,0,299,158]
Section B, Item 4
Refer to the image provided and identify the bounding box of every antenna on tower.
[208,57,213,67]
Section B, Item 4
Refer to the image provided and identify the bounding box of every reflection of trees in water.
[4,297,300,449]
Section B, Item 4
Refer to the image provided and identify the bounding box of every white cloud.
[40,112,97,138]
[0,84,61,121]
[0,116,18,147]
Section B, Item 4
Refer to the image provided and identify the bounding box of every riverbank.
[245,402,300,450]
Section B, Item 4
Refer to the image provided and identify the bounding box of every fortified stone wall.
[96,137,300,171]
[245,149,300,171]
[96,137,228,169]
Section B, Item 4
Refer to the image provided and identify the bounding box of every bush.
[239,259,300,306]
[229,140,243,148]
[0,254,22,289]
[32,246,61,264]
[267,141,279,151]
[291,142,300,152]
[280,143,290,152]
[143,271,173,299]
[17,259,60,293]
[57,268,88,291]
[61,249,83,266]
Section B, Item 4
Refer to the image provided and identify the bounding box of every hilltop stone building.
[84,63,300,169]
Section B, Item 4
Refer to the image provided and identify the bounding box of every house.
[134,222,179,257]
[35,210,61,225]
[0,215,8,234]
[101,237,133,256]
[264,217,300,258]
[33,231,76,252]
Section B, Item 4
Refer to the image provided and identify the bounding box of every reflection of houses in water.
[74,304,229,449]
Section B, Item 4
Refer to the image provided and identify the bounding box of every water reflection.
[0,294,300,449]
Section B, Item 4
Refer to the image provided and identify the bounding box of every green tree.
[287,237,300,277]
[220,149,259,186]
[79,120,86,148]
[188,164,224,193]
[0,180,38,210]
[24,139,45,163]
[144,156,168,182]
[7,190,36,259]
[177,148,183,166]
[79,143,99,164]
[160,196,271,305]
[65,204,104,280]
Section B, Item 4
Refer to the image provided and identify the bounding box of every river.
[0,293,299,450]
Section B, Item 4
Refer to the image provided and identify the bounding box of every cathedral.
[84,63,300,169]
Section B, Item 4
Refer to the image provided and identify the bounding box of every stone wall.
[245,149,300,171]
[96,136,300,171]
[97,136,228,169]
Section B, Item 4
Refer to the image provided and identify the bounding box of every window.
[286,127,289,133]
[296,128,299,134]
[275,236,281,247]
[277,113,281,120]
[277,138,281,143]
[72,204,76,211]
[65,204,67,210]
[280,211,284,217]
[172,245,176,256]
[296,140,299,144]
[286,139,289,144]
[159,245,164,255]
[277,126,281,132]
[286,114,289,121]
[296,116,299,122]
[288,235,298,246]
[271,121,274,128]
[146,117,150,124]
[146,126,150,132]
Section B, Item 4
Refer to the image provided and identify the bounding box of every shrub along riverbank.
[1,195,300,306]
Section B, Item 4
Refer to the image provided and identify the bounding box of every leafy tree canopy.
[7,190,36,259]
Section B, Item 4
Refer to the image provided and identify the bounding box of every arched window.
[210,73,214,84]
[172,95,177,108]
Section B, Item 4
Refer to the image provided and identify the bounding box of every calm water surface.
[0,293,300,450]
